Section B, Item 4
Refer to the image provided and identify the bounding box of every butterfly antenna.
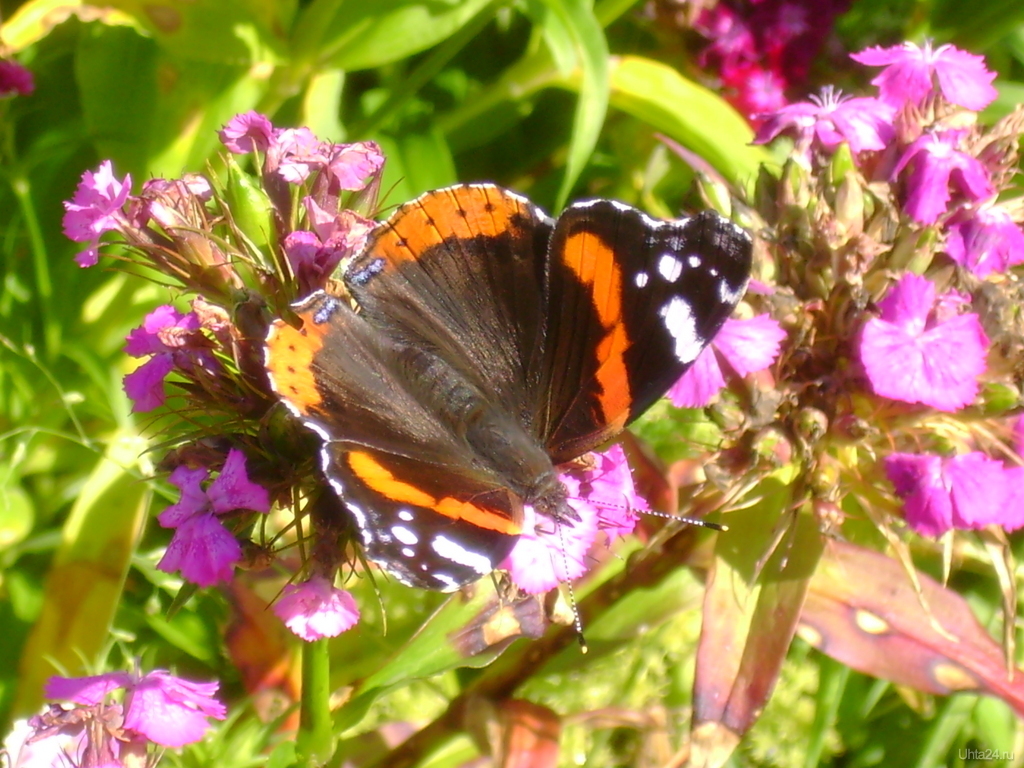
[555,518,588,653]
[637,506,729,532]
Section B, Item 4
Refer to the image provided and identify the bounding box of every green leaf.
[539,0,609,209]
[12,434,150,716]
[294,0,499,73]
[95,0,293,64]
[608,55,769,189]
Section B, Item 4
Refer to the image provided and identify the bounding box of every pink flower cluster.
[755,41,1024,538]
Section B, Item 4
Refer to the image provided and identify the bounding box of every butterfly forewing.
[537,202,752,462]
[344,185,553,421]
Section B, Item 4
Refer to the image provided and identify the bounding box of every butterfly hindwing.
[323,444,521,591]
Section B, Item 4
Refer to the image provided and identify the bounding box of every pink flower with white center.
[859,274,988,412]
[62,160,133,267]
[122,305,204,412]
[891,130,993,225]
[851,41,998,111]
[0,60,34,96]
[219,110,275,154]
[669,315,786,408]
[754,86,895,156]
[46,670,226,749]
[559,444,644,542]
[157,448,270,586]
[884,452,1023,536]
[273,576,360,641]
[945,206,1024,277]
[502,503,597,594]
[502,445,645,592]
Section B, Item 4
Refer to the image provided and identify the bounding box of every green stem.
[297,638,335,766]
[10,173,59,358]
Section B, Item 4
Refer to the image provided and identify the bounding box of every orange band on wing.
[347,450,521,535]
[265,314,329,415]
[372,186,524,263]
[562,231,632,422]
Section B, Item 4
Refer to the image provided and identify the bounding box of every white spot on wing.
[432,572,460,591]
[688,254,702,268]
[401,547,415,558]
[657,254,684,282]
[391,525,419,546]
[659,297,703,363]
[398,509,414,522]
[634,271,649,288]
[432,535,493,575]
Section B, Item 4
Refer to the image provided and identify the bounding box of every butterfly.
[265,184,752,591]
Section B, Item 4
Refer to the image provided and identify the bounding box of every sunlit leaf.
[12,435,150,715]
[799,540,1024,716]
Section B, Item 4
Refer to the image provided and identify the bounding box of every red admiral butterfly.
[265,184,751,591]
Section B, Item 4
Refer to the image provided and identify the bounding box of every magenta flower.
[669,315,786,408]
[885,452,1023,536]
[157,448,270,586]
[0,60,34,96]
[268,127,323,184]
[273,576,360,641]
[945,206,1024,277]
[859,274,987,412]
[754,86,895,155]
[852,41,998,111]
[62,160,133,267]
[326,141,385,192]
[559,444,644,542]
[892,130,993,225]
[218,110,275,154]
[502,504,597,594]
[284,200,374,295]
[122,305,205,412]
[46,669,226,749]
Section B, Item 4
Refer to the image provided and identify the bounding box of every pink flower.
[122,305,203,412]
[157,448,270,586]
[62,160,133,267]
[218,110,275,154]
[326,141,385,192]
[852,41,998,111]
[885,452,1023,535]
[559,444,644,542]
[502,504,597,594]
[859,274,988,412]
[945,206,1024,277]
[46,670,226,749]
[273,576,360,641]
[754,86,895,155]
[502,445,646,592]
[669,315,786,408]
[0,60,34,96]
[892,130,992,225]
[284,200,375,295]
[269,127,324,184]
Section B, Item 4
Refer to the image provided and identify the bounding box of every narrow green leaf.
[540,0,609,209]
